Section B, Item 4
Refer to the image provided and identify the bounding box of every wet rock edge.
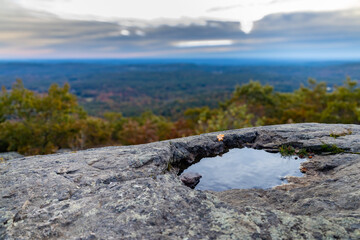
[1,123,360,239]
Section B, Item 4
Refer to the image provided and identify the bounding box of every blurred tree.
[2,77,360,155]
[320,77,360,123]
[0,80,86,154]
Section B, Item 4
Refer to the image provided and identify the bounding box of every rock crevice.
[1,123,360,239]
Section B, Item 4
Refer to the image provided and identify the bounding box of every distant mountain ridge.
[0,60,359,117]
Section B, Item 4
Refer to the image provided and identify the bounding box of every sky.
[1,0,360,59]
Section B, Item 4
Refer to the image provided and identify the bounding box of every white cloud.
[120,29,130,36]
[173,39,234,48]
[13,0,360,33]
[135,30,145,36]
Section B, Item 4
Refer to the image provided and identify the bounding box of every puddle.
[182,148,307,191]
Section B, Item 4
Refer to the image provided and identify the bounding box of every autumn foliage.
[1,78,360,155]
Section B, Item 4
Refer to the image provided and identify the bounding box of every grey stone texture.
[0,152,23,161]
[1,123,360,239]
[180,172,202,189]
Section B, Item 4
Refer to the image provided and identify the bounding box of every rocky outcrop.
[0,152,23,161]
[1,123,360,239]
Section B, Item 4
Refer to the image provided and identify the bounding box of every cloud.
[172,40,234,48]
[13,0,360,33]
[0,0,360,59]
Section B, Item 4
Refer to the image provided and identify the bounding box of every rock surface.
[180,172,202,189]
[1,123,360,239]
[0,152,24,161]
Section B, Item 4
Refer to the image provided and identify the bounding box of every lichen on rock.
[1,123,360,239]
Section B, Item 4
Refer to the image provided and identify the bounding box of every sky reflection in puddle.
[183,148,306,191]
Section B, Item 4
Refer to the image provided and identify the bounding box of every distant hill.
[0,60,359,118]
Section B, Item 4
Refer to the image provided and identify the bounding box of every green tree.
[0,80,86,154]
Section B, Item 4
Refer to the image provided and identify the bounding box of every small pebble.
[180,172,202,189]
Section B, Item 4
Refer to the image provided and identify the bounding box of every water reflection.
[183,148,306,191]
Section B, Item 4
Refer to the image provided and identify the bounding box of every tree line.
[1,78,359,155]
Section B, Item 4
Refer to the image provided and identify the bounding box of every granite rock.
[180,172,202,189]
[0,152,23,161]
[1,123,360,239]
